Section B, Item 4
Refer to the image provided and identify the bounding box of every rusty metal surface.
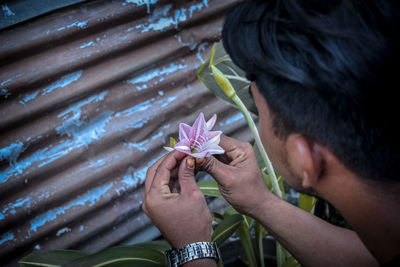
[0,0,250,265]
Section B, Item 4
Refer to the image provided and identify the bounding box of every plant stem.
[232,94,283,199]
[237,221,258,267]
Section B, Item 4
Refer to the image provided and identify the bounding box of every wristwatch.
[165,241,221,267]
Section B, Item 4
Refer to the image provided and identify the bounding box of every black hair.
[222,0,400,182]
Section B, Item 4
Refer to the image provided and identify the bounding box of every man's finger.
[218,134,247,160]
[178,157,198,194]
[145,155,166,193]
[199,155,232,185]
[152,151,186,193]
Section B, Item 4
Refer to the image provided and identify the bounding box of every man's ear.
[286,135,324,189]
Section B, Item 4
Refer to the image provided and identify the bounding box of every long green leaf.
[132,241,170,254]
[19,250,88,267]
[255,222,266,267]
[62,246,165,267]
[211,214,243,246]
[197,41,258,115]
[237,219,258,267]
[282,255,302,267]
[198,180,222,198]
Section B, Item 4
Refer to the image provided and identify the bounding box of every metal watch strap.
[165,241,220,267]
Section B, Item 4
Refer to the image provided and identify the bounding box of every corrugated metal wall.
[0,0,252,265]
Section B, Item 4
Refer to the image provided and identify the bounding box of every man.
[142,0,400,266]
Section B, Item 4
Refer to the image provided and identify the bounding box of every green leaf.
[281,255,302,267]
[224,207,238,217]
[243,215,254,229]
[261,171,273,191]
[276,242,286,267]
[197,41,258,115]
[62,246,165,267]
[298,193,317,212]
[19,250,88,267]
[212,214,243,246]
[197,180,222,198]
[211,65,236,99]
[255,222,266,267]
[132,241,170,254]
[237,221,258,267]
[169,137,177,148]
[212,212,225,221]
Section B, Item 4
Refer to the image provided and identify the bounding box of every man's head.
[222,0,400,191]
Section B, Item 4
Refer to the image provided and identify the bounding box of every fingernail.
[187,158,194,169]
[196,158,204,164]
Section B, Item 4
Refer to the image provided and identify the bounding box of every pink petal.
[190,113,206,143]
[163,146,175,152]
[206,114,217,130]
[174,139,191,153]
[191,151,211,158]
[202,131,222,148]
[179,123,191,141]
[204,144,225,155]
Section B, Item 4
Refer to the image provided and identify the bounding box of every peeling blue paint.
[20,71,83,104]
[58,91,108,120]
[219,112,243,127]
[88,158,106,168]
[0,88,10,98]
[0,197,31,221]
[0,142,26,166]
[56,227,71,236]
[188,3,203,18]
[43,71,83,95]
[80,41,94,49]
[1,79,12,98]
[20,91,39,104]
[136,1,208,33]
[128,63,186,87]
[133,157,160,185]
[0,231,14,245]
[122,156,160,189]
[161,96,177,108]
[115,99,153,118]
[34,244,40,250]
[79,225,84,231]
[127,140,150,152]
[151,130,163,140]
[196,42,208,63]
[55,110,114,149]
[57,91,109,139]
[136,5,185,32]
[0,110,112,184]
[29,183,113,233]
[57,20,88,31]
[1,78,12,86]
[2,4,15,16]
[124,0,157,13]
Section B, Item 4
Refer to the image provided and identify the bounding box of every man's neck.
[317,170,400,264]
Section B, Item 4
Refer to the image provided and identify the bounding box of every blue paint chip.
[29,183,113,233]
[0,231,14,245]
[79,41,94,49]
[0,142,26,166]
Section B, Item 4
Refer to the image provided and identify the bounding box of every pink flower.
[164,113,225,158]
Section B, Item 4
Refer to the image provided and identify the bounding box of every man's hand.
[142,151,212,249]
[199,135,271,216]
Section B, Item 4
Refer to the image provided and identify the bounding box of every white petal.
[206,114,217,130]
[163,146,175,152]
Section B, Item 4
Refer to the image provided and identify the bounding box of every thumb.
[200,156,231,184]
[178,157,198,194]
